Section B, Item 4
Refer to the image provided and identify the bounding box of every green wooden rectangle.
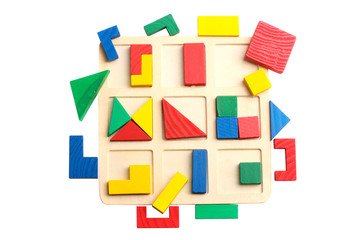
[195,204,238,219]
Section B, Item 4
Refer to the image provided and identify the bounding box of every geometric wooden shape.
[144,14,180,36]
[245,21,296,74]
[162,98,207,140]
[130,54,153,87]
[240,162,262,184]
[108,165,151,194]
[152,172,188,214]
[195,204,238,219]
[216,96,237,117]
[197,16,239,36]
[132,98,153,138]
[270,101,290,140]
[192,150,207,194]
[108,98,131,136]
[274,138,296,181]
[69,136,98,179]
[183,43,206,86]
[110,120,151,141]
[238,116,260,139]
[137,206,179,228]
[216,117,239,139]
[130,44,152,75]
[97,25,120,61]
[70,70,110,121]
[244,69,272,96]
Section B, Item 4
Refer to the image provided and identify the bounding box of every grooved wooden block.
[238,116,260,139]
[245,21,296,74]
[192,150,207,193]
[144,14,179,36]
[137,206,179,228]
[244,69,271,96]
[131,54,153,87]
[130,44,152,75]
[198,16,239,36]
[274,138,296,181]
[152,172,188,213]
[183,43,206,86]
[97,26,120,61]
[216,117,239,139]
[240,162,262,184]
[195,204,238,219]
[216,96,237,117]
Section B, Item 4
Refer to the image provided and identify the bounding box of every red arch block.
[136,206,179,228]
[274,138,296,181]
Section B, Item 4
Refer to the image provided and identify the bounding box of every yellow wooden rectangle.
[152,172,188,213]
[198,16,239,36]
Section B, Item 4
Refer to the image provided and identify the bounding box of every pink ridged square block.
[238,116,260,139]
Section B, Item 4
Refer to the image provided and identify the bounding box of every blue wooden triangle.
[270,101,290,140]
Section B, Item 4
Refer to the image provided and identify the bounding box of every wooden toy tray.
[98,37,271,205]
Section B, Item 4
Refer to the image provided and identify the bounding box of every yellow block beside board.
[198,16,239,36]
[152,172,188,213]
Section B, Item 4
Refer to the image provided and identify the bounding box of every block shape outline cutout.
[97,25,120,61]
[274,138,296,181]
[137,206,179,228]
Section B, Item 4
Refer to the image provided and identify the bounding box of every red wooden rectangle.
[130,44,152,75]
[183,43,206,86]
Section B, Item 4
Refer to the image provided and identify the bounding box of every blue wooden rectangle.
[192,149,207,193]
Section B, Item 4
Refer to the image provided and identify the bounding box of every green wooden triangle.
[70,70,110,121]
[108,98,131,136]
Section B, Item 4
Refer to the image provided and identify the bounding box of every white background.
[1,0,359,239]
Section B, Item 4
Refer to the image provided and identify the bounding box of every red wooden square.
[245,21,296,74]
[238,116,260,139]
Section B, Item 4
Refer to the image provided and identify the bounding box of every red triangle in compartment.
[162,99,207,139]
[110,120,151,141]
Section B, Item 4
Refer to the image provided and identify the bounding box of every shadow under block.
[162,98,206,139]
[144,14,179,36]
[131,98,153,138]
[274,139,296,181]
[137,206,179,228]
[97,25,120,61]
[69,136,98,178]
[244,69,272,96]
[238,116,260,139]
[245,21,296,74]
[216,96,237,117]
[240,162,262,184]
[130,44,152,75]
[216,117,239,139]
[183,43,206,86]
[152,172,188,214]
[198,16,239,36]
[108,165,151,194]
[110,120,151,141]
[108,98,131,136]
[130,54,153,87]
[70,70,110,121]
[270,101,290,140]
[192,150,208,194]
[195,205,238,219]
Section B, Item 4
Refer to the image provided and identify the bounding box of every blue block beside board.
[269,101,290,140]
[97,25,120,61]
[192,150,207,193]
[69,136,98,179]
[216,117,239,139]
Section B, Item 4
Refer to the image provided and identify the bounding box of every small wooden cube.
[244,69,271,96]
[238,116,260,139]
[240,162,262,184]
[216,96,237,117]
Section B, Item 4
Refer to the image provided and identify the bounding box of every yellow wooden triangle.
[132,98,153,138]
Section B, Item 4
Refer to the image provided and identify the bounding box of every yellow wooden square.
[198,16,239,36]
[244,69,272,96]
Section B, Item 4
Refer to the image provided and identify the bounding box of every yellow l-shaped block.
[131,54,153,87]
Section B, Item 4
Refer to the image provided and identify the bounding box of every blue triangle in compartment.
[270,101,290,140]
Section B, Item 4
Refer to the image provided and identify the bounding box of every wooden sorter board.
[98,37,271,205]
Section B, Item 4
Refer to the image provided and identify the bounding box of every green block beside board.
[195,204,238,219]
[144,14,180,36]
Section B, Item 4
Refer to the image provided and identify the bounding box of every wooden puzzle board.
[98,37,271,205]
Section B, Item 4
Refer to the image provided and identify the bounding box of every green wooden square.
[216,96,237,117]
[240,162,262,184]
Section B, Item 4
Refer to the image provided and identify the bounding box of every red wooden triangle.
[110,120,151,141]
[162,99,207,139]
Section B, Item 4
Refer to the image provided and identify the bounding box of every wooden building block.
[183,43,206,86]
[110,120,151,141]
[195,204,238,219]
[108,165,151,194]
[244,69,271,96]
[162,99,206,140]
[144,14,179,36]
[131,54,153,87]
[245,21,296,74]
[270,101,290,140]
[216,96,237,117]
[152,172,188,213]
[108,98,131,136]
[198,16,239,36]
[238,116,260,139]
[274,138,296,181]
[132,98,153,138]
[130,44,152,75]
[240,162,262,184]
[216,117,239,139]
[137,206,179,228]
[70,70,110,121]
[97,25,120,61]
[69,136,98,179]
[192,150,207,194]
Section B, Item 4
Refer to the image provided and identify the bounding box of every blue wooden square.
[216,117,239,139]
